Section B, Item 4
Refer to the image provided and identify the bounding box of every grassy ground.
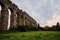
[0,31,60,40]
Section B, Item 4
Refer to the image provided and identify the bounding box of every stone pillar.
[28,20,30,27]
[17,13,20,26]
[0,7,8,30]
[10,10,17,28]
[27,19,30,26]
[24,17,27,26]
[0,10,1,28]
[20,15,24,26]
[30,20,32,26]
[24,17,25,26]
[26,19,28,26]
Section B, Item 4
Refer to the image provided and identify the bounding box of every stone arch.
[0,0,13,30]
[8,3,20,29]
[0,0,20,30]
[16,10,23,26]
[0,0,38,31]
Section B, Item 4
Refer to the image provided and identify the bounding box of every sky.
[8,0,60,27]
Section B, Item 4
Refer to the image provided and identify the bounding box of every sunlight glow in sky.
[10,0,60,27]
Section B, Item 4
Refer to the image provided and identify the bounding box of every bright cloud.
[44,12,60,27]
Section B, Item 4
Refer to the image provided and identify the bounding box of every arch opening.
[0,6,2,10]
[0,6,2,18]
[7,9,11,30]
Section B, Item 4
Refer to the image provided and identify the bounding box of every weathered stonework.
[19,11,37,27]
[0,0,37,30]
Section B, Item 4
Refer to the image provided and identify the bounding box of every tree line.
[40,22,60,31]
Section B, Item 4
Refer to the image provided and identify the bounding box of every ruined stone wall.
[0,0,11,30]
[18,11,37,27]
[0,0,37,30]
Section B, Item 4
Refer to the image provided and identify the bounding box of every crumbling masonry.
[0,0,37,30]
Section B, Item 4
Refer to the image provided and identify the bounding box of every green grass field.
[0,31,60,40]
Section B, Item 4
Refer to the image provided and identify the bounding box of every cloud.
[44,12,60,27]
[11,0,60,27]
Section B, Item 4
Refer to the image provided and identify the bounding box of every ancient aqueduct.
[0,0,37,30]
